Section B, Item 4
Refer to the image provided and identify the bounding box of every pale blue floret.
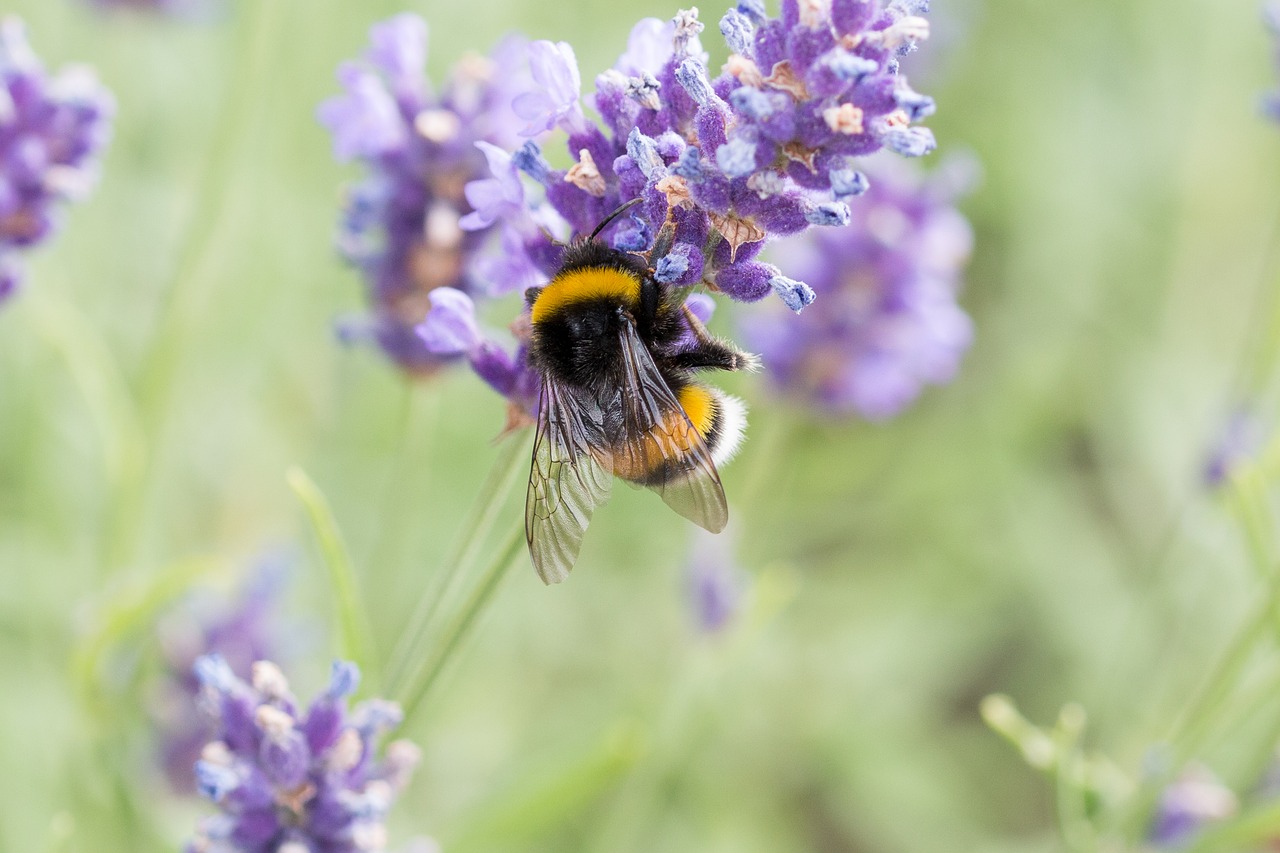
[883,126,937,157]
[626,128,667,180]
[770,274,816,312]
[737,0,767,25]
[194,761,239,802]
[805,202,851,227]
[719,8,755,54]
[895,89,936,122]
[829,168,869,197]
[822,52,879,82]
[716,136,759,178]
[655,252,691,283]
[511,139,552,183]
[730,88,785,120]
[674,58,716,107]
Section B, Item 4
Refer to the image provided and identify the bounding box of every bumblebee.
[524,213,756,584]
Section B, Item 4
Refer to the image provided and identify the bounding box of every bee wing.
[614,317,729,534]
[525,374,614,584]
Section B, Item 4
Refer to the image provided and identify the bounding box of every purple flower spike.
[740,154,974,420]
[0,16,112,309]
[1202,408,1268,488]
[318,15,532,376]
[188,656,421,853]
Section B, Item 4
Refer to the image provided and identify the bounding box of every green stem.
[385,433,528,693]
[288,466,380,688]
[1120,574,1280,836]
[365,384,440,576]
[397,522,524,726]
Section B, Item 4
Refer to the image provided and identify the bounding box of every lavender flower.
[470,1,939,316]
[0,17,113,306]
[81,0,220,16]
[188,656,420,853]
[739,154,973,419]
[1265,3,1280,122]
[1148,765,1237,847]
[153,559,288,793]
[685,528,747,632]
[1202,407,1268,487]
[318,14,530,374]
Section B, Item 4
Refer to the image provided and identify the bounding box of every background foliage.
[2,0,1278,850]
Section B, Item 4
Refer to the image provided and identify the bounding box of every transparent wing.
[525,375,614,584]
[613,318,729,534]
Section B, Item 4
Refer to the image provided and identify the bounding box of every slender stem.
[1119,573,1280,836]
[365,384,440,576]
[288,466,380,688]
[397,522,525,726]
[385,433,528,693]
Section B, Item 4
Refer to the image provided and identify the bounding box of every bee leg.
[675,305,758,372]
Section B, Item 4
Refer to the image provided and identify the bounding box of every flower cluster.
[188,656,420,852]
[472,0,937,310]
[0,16,113,307]
[739,153,972,419]
[685,529,746,632]
[153,559,288,793]
[415,0,941,419]
[317,14,530,374]
[1202,407,1268,488]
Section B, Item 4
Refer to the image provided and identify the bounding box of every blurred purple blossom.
[1265,3,1280,121]
[153,557,290,794]
[0,16,113,306]
[81,0,220,16]
[318,14,532,374]
[1202,408,1268,488]
[685,529,747,633]
[740,153,974,419]
[1148,765,1237,847]
[188,657,420,852]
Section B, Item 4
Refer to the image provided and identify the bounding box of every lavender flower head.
[739,153,973,419]
[0,16,113,307]
[1202,407,1268,488]
[479,1,937,305]
[188,656,420,852]
[449,1,942,418]
[81,0,220,16]
[1147,764,1237,847]
[1265,2,1280,122]
[153,559,288,794]
[318,14,533,375]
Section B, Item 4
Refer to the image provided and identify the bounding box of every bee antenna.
[589,197,644,242]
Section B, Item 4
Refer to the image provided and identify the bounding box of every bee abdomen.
[606,384,747,486]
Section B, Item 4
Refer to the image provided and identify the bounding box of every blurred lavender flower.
[1147,765,1237,847]
[1264,3,1280,121]
[81,0,221,17]
[740,154,974,419]
[685,528,747,633]
[188,656,420,852]
[0,16,113,306]
[318,14,531,375]
[1202,407,1268,487]
[153,558,288,794]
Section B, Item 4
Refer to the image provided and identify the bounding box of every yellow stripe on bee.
[677,384,716,438]
[531,266,642,325]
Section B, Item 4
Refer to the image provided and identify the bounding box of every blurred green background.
[2,0,1279,850]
